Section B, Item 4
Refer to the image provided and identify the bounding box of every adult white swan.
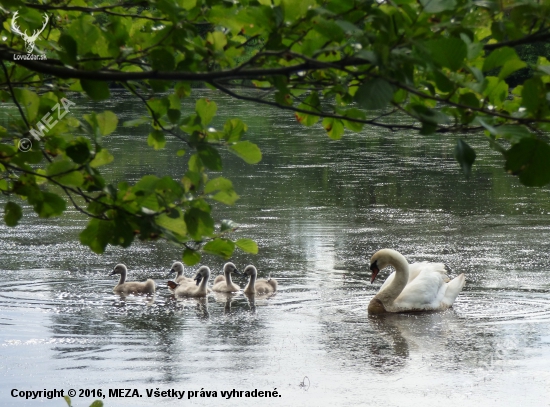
[368,249,465,314]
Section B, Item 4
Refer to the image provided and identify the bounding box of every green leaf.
[213,190,239,205]
[483,77,508,108]
[196,99,217,126]
[229,141,262,164]
[13,89,39,123]
[156,212,187,236]
[295,111,320,126]
[483,47,518,72]
[342,108,366,132]
[185,208,214,240]
[89,401,104,407]
[134,175,159,193]
[149,48,176,71]
[296,92,321,126]
[183,248,201,266]
[34,192,66,218]
[425,37,467,71]
[123,117,150,127]
[81,80,110,101]
[66,141,91,164]
[205,177,233,193]
[90,149,114,168]
[224,119,248,142]
[322,117,345,140]
[235,238,258,254]
[203,238,235,259]
[64,395,72,407]
[47,160,84,187]
[354,79,394,110]
[58,34,78,65]
[147,130,166,150]
[420,0,456,13]
[80,218,111,254]
[459,92,480,108]
[505,138,550,187]
[4,202,23,227]
[478,119,531,143]
[206,31,227,51]
[411,104,450,124]
[454,139,476,178]
[499,59,526,80]
[281,0,317,22]
[96,111,118,136]
[522,78,542,115]
[197,145,223,170]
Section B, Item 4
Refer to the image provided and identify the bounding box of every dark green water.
[1,90,550,406]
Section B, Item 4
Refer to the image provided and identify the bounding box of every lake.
[1,89,550,406]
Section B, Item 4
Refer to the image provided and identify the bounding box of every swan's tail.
[268,278,278,291]
[442,273,465,307]
[145,279,156,294]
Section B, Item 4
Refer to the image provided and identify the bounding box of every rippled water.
[1,90,550,406]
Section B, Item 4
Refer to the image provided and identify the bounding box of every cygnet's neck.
[224,269,234,286]
[198,270,210,293]
[374,252,409,304]
[117,270,127,285]
[245,270,257,292]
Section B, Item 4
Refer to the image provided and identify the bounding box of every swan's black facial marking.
[370,260,380,284]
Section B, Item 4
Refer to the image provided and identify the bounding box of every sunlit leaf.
[236,238,258,254]
[229,141,262,164]
[203,238,235,259]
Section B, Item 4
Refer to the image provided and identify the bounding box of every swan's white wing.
[378,262,445,292]
[441,273,466,306]
[410,262,447,278]
[391,267,448,311]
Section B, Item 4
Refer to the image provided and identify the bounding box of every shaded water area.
[1,90,550,406]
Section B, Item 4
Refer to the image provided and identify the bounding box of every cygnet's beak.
[166,268,175,278]
[109,270,116,276]
[194,274,203,286]
[232,268,241,275]
[370,262,380,284]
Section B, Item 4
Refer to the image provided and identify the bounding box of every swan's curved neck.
[246,271,257,291]
[117,270,127,285]
[225,270,233,286]
[375,253,409,304]
[199,272,209,291]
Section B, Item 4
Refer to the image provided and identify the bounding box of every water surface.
[1,90,550,406]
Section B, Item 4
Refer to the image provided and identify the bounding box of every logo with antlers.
[11,11,49,54]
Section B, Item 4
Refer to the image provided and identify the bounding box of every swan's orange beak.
[370,262,379,284]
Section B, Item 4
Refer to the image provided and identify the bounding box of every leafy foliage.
[2,0,550,260]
